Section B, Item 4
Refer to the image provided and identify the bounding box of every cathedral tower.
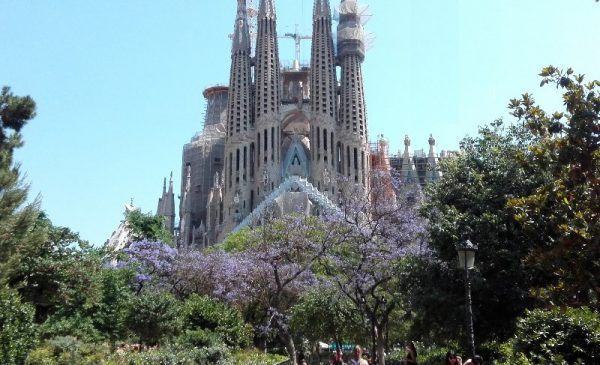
[223,0,254,234]
[254,0,281,201]
[168,0,455,248]
[199,0,375,244]
[310,0,337,195]
[337,0,369,188]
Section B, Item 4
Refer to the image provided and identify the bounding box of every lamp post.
[381,296,388,354]
[457,240,477,359]
[359,296,376,363]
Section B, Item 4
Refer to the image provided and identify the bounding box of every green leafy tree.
[91,267,133,346]
[417,120,548,343]
[212,227,252,253]
[0,86,43,282]
[126,291,180,347]
[508,67,600,307]
[179,294,253,348]
[126,209,173,245]
[0,287,37,365]
[289,285,363,347]
[6,213,101,323]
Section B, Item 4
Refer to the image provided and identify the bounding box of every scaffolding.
[180,85,228,245]
[334,0,374,52]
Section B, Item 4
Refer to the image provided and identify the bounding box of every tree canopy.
[508,67,600,306]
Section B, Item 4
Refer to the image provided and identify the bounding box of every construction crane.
[283,25,311,70]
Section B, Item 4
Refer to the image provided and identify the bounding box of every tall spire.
[156,173,176,236]
[311,0,336,119]
[259,0,276,19]
[314,0,331,17]
[255,0,280,120]
[226,0,253,138]
[232,0,251,53]
[337,0,369,188]
[223,0,257,236]
[310,0,337,192]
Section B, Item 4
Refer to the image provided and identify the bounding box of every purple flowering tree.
[122,240,177,294]
[241,215,342,365]
[169,248,252,302]
[321,172,428,365]
[178,214,342,365]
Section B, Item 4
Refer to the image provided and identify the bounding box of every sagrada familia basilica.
[149,0,453,248]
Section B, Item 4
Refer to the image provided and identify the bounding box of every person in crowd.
[350,345,369,365]
[297,351,308,365]
[332,348,344,365]
[405,341,418,364]
[463,355,483,365]
[445,351,462,365]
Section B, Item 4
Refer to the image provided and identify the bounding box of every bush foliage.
[514,307,600,364]
[0,287,37,365]
[179,294,253,348]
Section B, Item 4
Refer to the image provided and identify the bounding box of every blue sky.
[2,0,599,245]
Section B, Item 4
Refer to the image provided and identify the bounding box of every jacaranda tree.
[321,173,428,365]
[201,214,339,365]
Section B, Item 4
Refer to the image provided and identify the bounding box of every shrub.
[38,314,102,343]
[0,287,37,365]
[26,337,112,365]
[498,307,600,364]
[126,291,180,346]
[179,294,253,348]
[228,349,288,365]
[108,343,231,364]
[177,328,222,348]
[25,346,56,365]
[491,340,534,365]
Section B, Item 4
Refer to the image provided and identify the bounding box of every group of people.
[323,343,483,365]
[446,351,484,365]
[331,345,370,365]
[329,343,412,364]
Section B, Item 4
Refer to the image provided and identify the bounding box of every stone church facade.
[159,0,449,248]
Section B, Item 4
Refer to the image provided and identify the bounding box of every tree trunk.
[375,325,386,365]
[281,331,298,365]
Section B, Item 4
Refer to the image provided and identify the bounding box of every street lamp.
[381,296,388,354]
[359,296,376,363]
[456,239,477,359]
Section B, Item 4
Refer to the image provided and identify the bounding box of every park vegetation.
[1,66,599,365]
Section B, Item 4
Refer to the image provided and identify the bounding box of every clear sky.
[1,0,599,245]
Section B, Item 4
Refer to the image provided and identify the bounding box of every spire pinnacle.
[314,0,331,18]
[428,134,437,157]
[162,177,167,194]
[168,172,173,192]
[404,135,411,155]
[232,0,251,53]
[259,0,276,19]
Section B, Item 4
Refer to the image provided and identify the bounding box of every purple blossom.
[121,240,178,292]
